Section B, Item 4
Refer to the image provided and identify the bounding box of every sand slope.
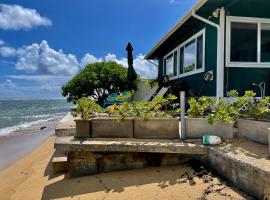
[0,136,249,200]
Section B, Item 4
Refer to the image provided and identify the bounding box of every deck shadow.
[41,164,197,200]
[43,149,65,180]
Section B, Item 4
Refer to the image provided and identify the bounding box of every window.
[163,29,205,79]
[261,23,270,62]
[183,40,196,73]
[179,29,205,76]
[164,54,173,76]
[164,51,177,77]
[226,16,270,67]
[230,22,257,62]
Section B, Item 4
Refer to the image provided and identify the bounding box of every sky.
[0,0,196,99]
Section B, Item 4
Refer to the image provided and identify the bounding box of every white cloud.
[0,46,16,57]
[78,52,157,79]
[103,53,157,79]
[169,0,180,4]
[133,54,158,79]
[1,40,157,80]
[1,75,70,99]
[15,40,79,75]
[6,75,71,82]
[0,40,5,46]
[80,53,102,68]
[0,4,52,30]
[2,79,16,88]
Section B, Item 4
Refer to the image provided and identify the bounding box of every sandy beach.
[0,135,251,200]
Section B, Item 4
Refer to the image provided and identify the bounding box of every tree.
[61,61,136,104]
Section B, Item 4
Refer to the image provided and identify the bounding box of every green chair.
[103,91,130,107]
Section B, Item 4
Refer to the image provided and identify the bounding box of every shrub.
[72,97,104,120]
[187,90,270,125]
[232,90,270,120]
[208,98,239,125]
[187,96,215,118]
[106,94,180,121]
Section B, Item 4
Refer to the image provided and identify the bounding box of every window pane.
[261,23,270,62]
[173,51,177,76]
[179,47,184,74]
[184,40,196,73]
[197,35,203,69]
[163,59,166,76]
[230,22,257,62]
[165,54,174,76]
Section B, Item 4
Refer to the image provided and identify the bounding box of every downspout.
[192,8,225,99]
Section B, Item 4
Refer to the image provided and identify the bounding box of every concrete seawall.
[204,139,270,199]
[54,114,270,199]
[55,113,76,137]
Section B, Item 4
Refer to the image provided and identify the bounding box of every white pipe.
[192,10,220,29]
[217,8,225,99]
[192,8,225,100]
[180,91,186,140]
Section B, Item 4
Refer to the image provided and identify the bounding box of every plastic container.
[203,135,222,145]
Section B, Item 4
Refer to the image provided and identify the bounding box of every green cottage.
[145,0,270,98]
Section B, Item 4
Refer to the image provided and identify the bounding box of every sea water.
[0,99,73,136]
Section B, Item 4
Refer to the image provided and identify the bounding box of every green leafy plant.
[72,97,104,120]
[187,90,270,125]
[187,96,215,118]
[208,98,239,125]
[228,90,239,97]
[106,94,180,121]
[232,90,270,120]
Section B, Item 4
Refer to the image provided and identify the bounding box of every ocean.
[0,99,73,136]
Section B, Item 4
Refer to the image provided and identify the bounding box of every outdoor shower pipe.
[252,82,266,98]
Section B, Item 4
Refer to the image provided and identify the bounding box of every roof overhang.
[145,0,208,60]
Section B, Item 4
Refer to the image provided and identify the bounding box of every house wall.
[158,22,218,97]
[224,0,270,96]
[158,0,270,97]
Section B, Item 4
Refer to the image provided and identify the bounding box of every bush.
[187,90,270,125]
[71,97,104,120]
[187,96,215,118]
[231,90,270,121]
[106,94,181,121]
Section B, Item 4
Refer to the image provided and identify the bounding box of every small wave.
[20,113,65,119]
[0,116,61,136]
[1,116,12,120]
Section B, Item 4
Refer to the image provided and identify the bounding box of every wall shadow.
[41,164,199,200]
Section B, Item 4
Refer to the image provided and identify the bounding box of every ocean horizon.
[0,99,73,136]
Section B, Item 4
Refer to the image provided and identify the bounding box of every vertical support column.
[216,8,225,99]
[180,91,186,140]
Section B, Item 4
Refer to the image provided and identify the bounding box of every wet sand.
[0,136,251,200]
[0,118,58,170]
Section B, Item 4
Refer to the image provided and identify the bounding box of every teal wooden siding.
[158,22,218,96]
[157,0,270,97]
[224,0,270,96]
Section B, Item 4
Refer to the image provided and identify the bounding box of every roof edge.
[145,0,208,60]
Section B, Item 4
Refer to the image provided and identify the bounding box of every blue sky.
[0,0,196,99]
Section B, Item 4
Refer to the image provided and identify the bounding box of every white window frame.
[179,29,205,78]
[163,48,179,79]
[226,16,270,68]
[163,28,205,80]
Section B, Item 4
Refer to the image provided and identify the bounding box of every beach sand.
[0,136,251,200]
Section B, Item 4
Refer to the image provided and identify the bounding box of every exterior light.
[212,9,220,18]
